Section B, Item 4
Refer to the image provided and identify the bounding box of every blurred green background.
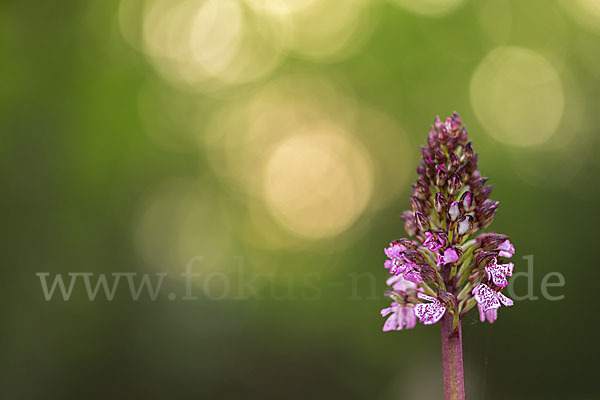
[1,0,598,398]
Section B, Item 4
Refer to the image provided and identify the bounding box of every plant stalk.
[441,313,466,400]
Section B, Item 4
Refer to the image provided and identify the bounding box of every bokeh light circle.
[390,0,466,17]
[262,124,373,239]
[559,0,600,35]
[470,46,564,147]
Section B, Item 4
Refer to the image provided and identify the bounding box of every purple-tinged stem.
[441,313,465,400]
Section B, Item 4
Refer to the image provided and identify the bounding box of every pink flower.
[437,248,459,267]
[384,243,406,259]
[381,302,417,331]
[423,231,445,252]
[384,245,423,284]
[472,284,513,312]
[485,260,514,287]
[414,292,446,325]
[477,304,498,323]
[386,274,417,292]
[497,239,515,258]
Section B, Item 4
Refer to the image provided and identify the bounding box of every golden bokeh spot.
[262,124,373,239]
[470,46,564,147]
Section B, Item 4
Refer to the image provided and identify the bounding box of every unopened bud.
[419,265,437,283]
[451,112,462,131]
[448,201,460,222]
[392,238,419,249]
[436,164,448,187]
[434,192,447,214]
[402,250,426,265]
[449,174,462,195]
[415,211,430,232]
[457,126,468,146]
[476,250,498,267]
[434,148,447,165]
[459,190,473,211]
[477,185,493,202]
[437,290,456,308]
[410,195,425,213]
[421,145,432,161]
[457,215,473,235]
[471,176,489,192]
[449,151,460,170]
[463,141,473,160]
[477,233,509,250]
[401,211,417,237]
[416,179,430,197]
[477,200,499,229]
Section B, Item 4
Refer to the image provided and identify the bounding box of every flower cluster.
[381,113,515,331]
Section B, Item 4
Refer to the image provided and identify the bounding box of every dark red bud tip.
[459,190,473,211]
[415,211,430,232]
[477,233,509,249]
[476,250,498,267]
[437,290,457,308]
[419,265,438,283]
[410,195,425,213]
[434,192,447,214]
[391,238,420,249]
[403,250,426,264]
[449,174,462,195]
[401,211,417,237]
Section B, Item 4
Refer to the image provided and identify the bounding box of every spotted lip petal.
[485,261,514,287]
[472,283,514,312]
[414,292,446,325]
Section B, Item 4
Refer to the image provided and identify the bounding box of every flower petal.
[472,284,501,311]
[497,291,514,307]
[383,312,399,331]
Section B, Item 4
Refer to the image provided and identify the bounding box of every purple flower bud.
[401,211,417,237]
[457,126,468,146]
[410,195,425,213]
[402,249,426,265]
[416,179,430,197]
[415,211,430,232]
[434,192,447,214]
[434,116,443,130]
[448,151,460,170]
[450,112,462,131]
[437,290,456,308]
[391,238,419,249]
[477,200,499,228]
[477,233,509,250]
[419,265,438,283]
[476,251,498,268]
[421,145,432,161]
[457,215,473,235]
[459,190,473,211]
[448,201,460,222]
[436,164,448,187]
[425,159,436,179]
[462,141,473,164]
[446,135,459,152]
[477,185,493,203]
[434,148,447,164]
[470,177,489,193]
[449,174,462,195]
